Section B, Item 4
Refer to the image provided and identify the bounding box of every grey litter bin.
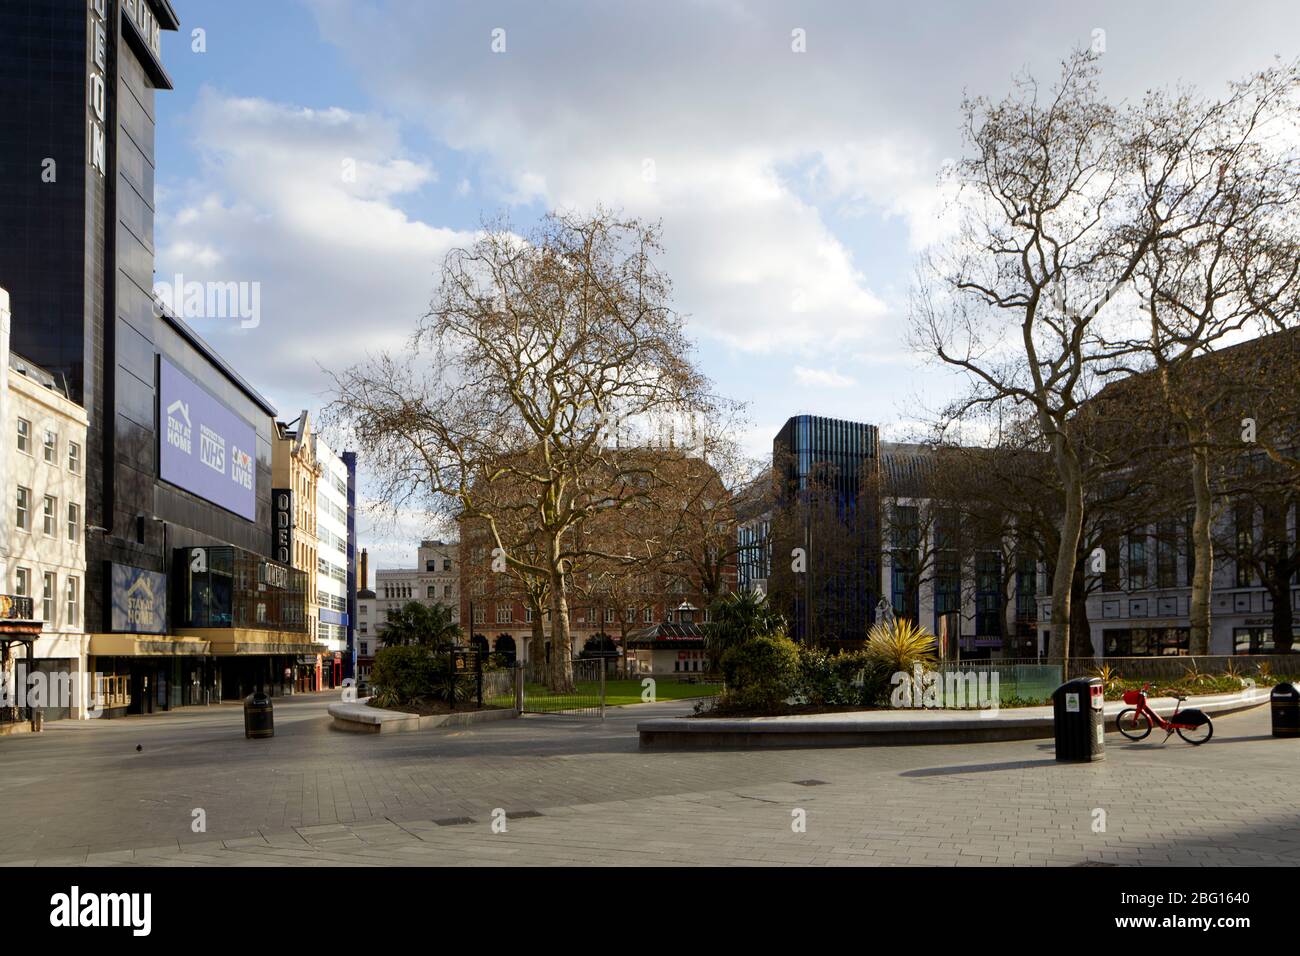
[1052,676,1105,762]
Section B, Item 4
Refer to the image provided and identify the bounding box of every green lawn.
[487,678,719,712]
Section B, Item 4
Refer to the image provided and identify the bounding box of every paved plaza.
[0,693,1296,866]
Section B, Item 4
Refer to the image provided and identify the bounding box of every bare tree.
[331,211,723,690]
[911,51,1165,660]
[1107,62,1300,652]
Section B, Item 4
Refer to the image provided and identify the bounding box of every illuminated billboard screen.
[158,357,257,521]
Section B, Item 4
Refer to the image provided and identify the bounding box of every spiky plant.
[1182,661,1212,688]
[864,618,938,675]
[1090,664,1122,693]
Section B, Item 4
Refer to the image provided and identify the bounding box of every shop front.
[88,547,324,713]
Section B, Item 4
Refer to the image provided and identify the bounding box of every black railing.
[0,595,35,621]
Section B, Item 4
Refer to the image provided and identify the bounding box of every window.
[1235,504,1254,588]
[67,441,81,474]
[643,606,653,623]
[1156,520,1178,589]
[43,496,57,536]
[473,607,485,625]
[16,487,31,531]
[66,577,79,624]
[42,572,55,624]
[975,552,1002,637]
[1093,527,1118,591]
[605,607,615,623]
[1126,532,1147,591]
[360,642,369,656]
[1015,552,1037,624]
[15,568,30,597]
[16,417,30,453]
[67,502,80,542]
[934,551,960,615]
[443,559,452,571]
[443,584,452,599]
[427,585,436,599]
[496,604,512,624]
[525,606,534,623]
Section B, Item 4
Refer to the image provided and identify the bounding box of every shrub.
[797,647,879,707]
[370,645,479,706]
[704,590,786,670]
[720,634,800,713]
[370,645,437,705]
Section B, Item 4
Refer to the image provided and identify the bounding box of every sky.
[150,0,1300,574]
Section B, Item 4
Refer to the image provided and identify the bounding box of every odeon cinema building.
[1,1,345,714]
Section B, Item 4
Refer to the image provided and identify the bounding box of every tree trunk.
[529,613,547,683]
[1188,439,1214,655]
[1047,437,1084,661]
[546,560,575,693]
[1272,587,1295,654]
[1069,557,1094,658]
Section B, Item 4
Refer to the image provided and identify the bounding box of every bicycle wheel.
[1176,717,1213,746]
[1117,708,1152,740]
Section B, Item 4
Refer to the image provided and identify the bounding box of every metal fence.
[930,661,1063,705]
[520,658,605,719]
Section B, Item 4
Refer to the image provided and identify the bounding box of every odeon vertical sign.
[87,0,108,178]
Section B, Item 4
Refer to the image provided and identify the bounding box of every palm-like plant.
[703,590,786,669]
[864,618,938,674]
[380,601,462,649]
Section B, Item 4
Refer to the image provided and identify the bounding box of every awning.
[89,634,212,657]
[626,622,706,650]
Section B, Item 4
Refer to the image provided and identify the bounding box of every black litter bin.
[1052,676,1105,762]
[1271,683,1300,737]
[244,691,274,739]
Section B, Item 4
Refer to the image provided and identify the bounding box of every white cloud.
[793,366,857,389]
[155,88,477,410]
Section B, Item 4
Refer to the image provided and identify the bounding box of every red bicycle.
[1116,683,1213,745]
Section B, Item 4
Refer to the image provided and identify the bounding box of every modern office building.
[735,474,773,596]
[877,441,1039,660]
[1035,327,1300,659]
[0,2,323,713]
[769,414,881,646]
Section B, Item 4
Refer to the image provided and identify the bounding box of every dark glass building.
[1,2,320,711]
[771,415,881,645]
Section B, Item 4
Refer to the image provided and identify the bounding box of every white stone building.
[1,288,91,720]
[314,433,351,686]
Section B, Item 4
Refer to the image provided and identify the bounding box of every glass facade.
[175,547,307,633]
[773,415,880,645]
[1103,627,1190,657]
